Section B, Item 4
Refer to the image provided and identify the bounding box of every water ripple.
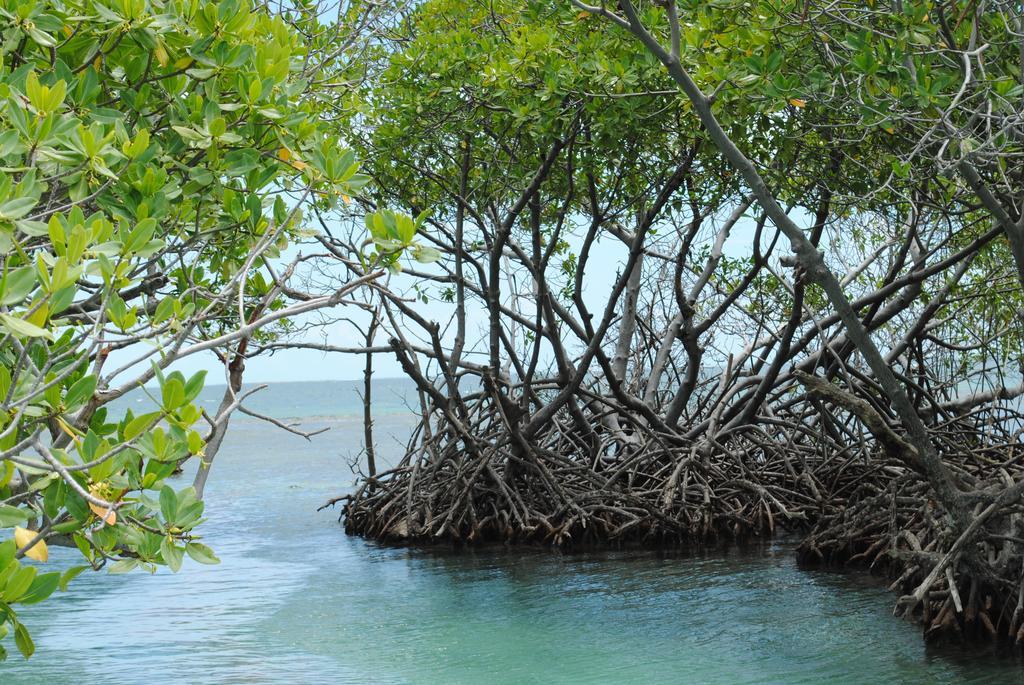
[1,384,1021,684]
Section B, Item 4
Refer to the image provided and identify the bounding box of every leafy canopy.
[0,0,368,659]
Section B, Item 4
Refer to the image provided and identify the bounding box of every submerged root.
[341,393,853,547]
[337,378,1024,650]
[798,450,1024,647]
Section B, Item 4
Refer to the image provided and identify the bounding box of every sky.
[114,207,769,386]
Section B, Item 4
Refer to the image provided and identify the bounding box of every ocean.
[1,379,1020,684]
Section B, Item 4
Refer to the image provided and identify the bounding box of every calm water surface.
[3,380,1023,684]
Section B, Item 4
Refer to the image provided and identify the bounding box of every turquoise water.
[3,380,1023,683]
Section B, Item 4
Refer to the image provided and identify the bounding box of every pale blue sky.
[127,208,767,386]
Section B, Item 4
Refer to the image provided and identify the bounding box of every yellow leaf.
[88,501,116,526]
[342,195,351,205]
[55,416,81,446]
[88,483,117,525]
[788,98,806,108]
[26,303,48,328]
[576,10,589,19]
[14,527,48,562]
[883,126,895,135]
[154,43,169,68]
[278,147,308,171]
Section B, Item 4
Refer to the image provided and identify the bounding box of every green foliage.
[348,0,744,304]
[360,0,704,200]
[362,208,437,273]
[613,1,1024,205]
[0,0,368,658]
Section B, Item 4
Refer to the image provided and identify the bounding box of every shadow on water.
[1,381,1022,684]
[277,536,1022,684]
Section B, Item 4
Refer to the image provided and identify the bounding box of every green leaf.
[395,214,416,243]
[107,558,139,574]
[154,296,175,323]
[185,542,219,565]
[223,149,260,176]
[413,245,442,264]
[65,375,97,410]
[3,565,36,602]
[161,378,185,410]
[0,198,37,221]
[172,125,208,142]
[187,430,204,454]
[58,565,89,591]
[14,622,34,659]
[0,540,15,568]
[123,412,158,441]
[0,365,9,400]
[19,571,60,605]
[26,25,55,48]
[1,267,37,306]
[0,505,30,528]
[208,117,227,137]
[183,370,207,403]
[0,313,53,340]
[125,218,157,254]
[159,486,177,523]
[161,538,184,572]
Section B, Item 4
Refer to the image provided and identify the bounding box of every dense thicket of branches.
[296,0,1024,648]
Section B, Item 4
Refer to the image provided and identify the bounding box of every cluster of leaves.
[345,0,749,309]
[361,208,439,273]
[618,0,1024,359]
[0,0,371,659]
